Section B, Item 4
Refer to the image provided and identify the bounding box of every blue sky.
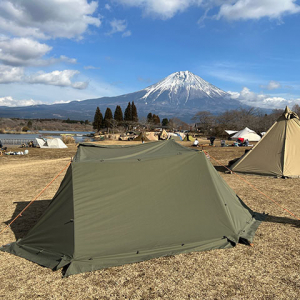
[0,0,300,110]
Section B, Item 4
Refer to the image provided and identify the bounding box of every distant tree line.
[93,101,138,132]
[192,106,298,136]
[63,118,89,125]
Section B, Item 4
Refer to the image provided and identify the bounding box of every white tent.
[36,138,68,149]
[231,127,261,142]
[225,130,238,135]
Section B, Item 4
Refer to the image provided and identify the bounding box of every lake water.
[0,130,94,145]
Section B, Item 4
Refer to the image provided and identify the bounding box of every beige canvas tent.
[36,138,68,149]
[159,129,168,140]
[146,132,158,141]
[231,107,300,177]
[231,127,261,142]
[134,132,149,141]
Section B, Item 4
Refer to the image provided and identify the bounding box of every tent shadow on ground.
[264,215,300,228]
[214,165,228,173]
[4,200,51,240]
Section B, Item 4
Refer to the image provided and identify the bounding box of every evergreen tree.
[93,107,103,132]
[153,114,160,125]
[27,120,33,128]
[124,102,132,121]
[162,118,169,127]
[104,107,113,128]
[131,101,138,122]
[114,105,123,123]
[147,113,153,123]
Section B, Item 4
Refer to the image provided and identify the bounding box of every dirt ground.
[0,140,299,300]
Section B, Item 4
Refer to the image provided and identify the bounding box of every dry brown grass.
[60,135,76,144]
[0,140,299,300]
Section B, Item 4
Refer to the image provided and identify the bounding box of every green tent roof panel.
[1,140,263,277]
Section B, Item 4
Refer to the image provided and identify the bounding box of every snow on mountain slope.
[139,71,228,106]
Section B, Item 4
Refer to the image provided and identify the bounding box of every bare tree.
[192,111,215,134]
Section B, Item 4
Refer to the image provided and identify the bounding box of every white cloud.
[53,99,71,104]
[113,0,300,21]
[27,70,83,87]
[0,95,42,107]
[228,87,293,109]
[122,30,132,37]
[0,0,101,39]
[84,65,100,70]
[0,67,88,89]
[114,0,202,19]
[108,19,128,35]
[72,81,89,89]
[217,0,300,21]
[0,65,24,83]
[0,37,77,67]
[0,37,51,66]
[260,80,281,90]
[105,4,112,10]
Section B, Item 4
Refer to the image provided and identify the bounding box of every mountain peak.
[141,70,228,105]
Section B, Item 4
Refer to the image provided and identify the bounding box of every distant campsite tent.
[159,129,168,140]
[1,140,262,277]
[36,138,68,149]
[175,132,185,140]
[146,132,158,141]
[225,130,238,135]
[231,127,261,142]
[183,135,195,142]
[134,132,149,141]
[169,133,181,141]
[231,107,300,177]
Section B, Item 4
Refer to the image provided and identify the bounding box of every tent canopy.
[183,134,195,142]
[225,130,238,135]
[134,132,149,141]
[231,106,300,177]
[231,127,261,142]
[36,138,68,149]
[146,132,158,141]
[159,129,168,140]
[1,140,262,277]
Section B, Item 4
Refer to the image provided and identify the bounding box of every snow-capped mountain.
[0,71,245,122]
[140,71,228,106]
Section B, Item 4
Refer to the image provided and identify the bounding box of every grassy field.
[0,140,299,299]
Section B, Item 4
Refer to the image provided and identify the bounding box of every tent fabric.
[169,135,181,141]
[175,132,186,140]
[36,138,68,149]
[134,132,149,141]
[231,106,300,177]
[1,140,263,277]
[159,129,168,140]
[225,130,238,135]
[231,127,261,142]
[146,132,158,141]
[183,135,195,142]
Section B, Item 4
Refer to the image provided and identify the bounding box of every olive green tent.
[231,106,300,177]
[169,134,181,141]
[1,140,262,277]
